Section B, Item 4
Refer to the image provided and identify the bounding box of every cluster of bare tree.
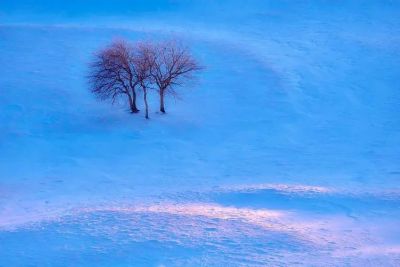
[88,39,201,119]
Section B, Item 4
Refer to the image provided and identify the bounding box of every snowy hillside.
[1,1,400,266]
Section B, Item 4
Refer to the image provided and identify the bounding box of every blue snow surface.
[1,0,400,266]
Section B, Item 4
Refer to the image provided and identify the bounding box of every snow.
[0,0,400,266]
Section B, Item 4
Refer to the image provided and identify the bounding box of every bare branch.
[150,40,202,113]
[88,40,140,113]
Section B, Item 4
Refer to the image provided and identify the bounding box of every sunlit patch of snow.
[1,197,399,265]
[0,201,357,244]
[66,202,374,247]
[332,245,400,263]
[218,183,400,198]
[104,202,283,219]
[221,183,332,194]
[0,208,308,266]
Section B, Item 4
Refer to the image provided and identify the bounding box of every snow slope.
[0,0,400,266]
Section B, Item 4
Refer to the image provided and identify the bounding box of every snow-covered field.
[1,1,400,266]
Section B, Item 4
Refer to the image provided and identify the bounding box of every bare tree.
[151,41,201,113]
[89,39,202,119]
[133,42,155,119]
[88,40,140,113]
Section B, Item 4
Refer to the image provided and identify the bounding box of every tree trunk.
[143,88,149,119]
[160,90,166,113]
[127,94,135,113]
[130,89,139,113]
